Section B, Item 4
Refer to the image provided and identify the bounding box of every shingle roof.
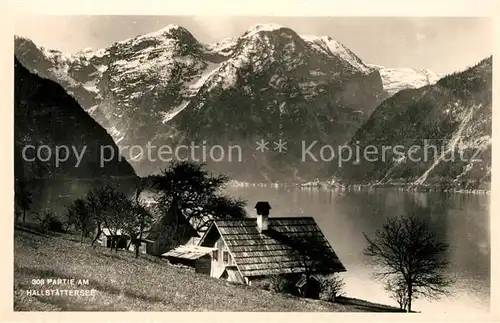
[102,228,125,236]
[163,245,216,260]
[210,217,346,277]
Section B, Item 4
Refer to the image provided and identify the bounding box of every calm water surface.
[32,180,490,313]
[226,186,490,314]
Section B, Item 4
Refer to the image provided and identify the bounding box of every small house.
[126,236,154,254]
[100,228,129,249]
[162,245,217,274]
[99,228,151,254]
[196,201,346,296]
[145,209,200,256]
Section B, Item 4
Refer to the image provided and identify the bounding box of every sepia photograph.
[7,5,495,319]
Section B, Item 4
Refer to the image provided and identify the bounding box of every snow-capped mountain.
[16,23,460,183]
[367,64,442,96]
[337,57,492,190]
[15,24,388,181]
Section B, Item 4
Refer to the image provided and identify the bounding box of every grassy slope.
[14,228,401,312]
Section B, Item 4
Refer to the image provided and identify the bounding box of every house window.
[223,251,229,263]
[212,250,218,261]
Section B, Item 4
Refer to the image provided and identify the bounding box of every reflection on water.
[226,186,490,314]
[28,178,138,217]
[29,179,489,313]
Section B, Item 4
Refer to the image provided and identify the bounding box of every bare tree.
[99,190,135,253]
[123,184,154,258]
[83,183,152,253]
[319,273,346,302]
[363,215,452,312]
[385,278,409,311]
[66,198,92,243]
[86,186,114,247]
[86,185,132,249]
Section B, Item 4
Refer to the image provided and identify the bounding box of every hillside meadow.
[14,227,402,312]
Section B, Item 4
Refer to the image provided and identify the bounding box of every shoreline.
[20,177,491,195]
[227,180,491,195]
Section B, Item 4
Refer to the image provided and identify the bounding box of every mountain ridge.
[15,24,386,180]
[14,23,440,98]
[14,24,488,185]
[14,56,136,181]
[335,56,492,190]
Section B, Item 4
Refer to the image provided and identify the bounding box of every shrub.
[268,275,296,294]
[47,216,65,233]
[319,274,345,302]
[250,278,272,291]
[34,209,65,233]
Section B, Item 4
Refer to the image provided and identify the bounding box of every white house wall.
[210,237,235,278]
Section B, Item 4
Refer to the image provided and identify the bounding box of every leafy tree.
[151,161,246,250]
[190,194,247,231]
[268,274,296,294]
[363,215,452,312]
[33,209,64,233]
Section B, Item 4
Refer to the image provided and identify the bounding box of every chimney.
[255,201,271,233]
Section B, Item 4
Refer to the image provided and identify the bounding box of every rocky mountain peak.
[300,35,372,74]
[15,24,456,181]
[242,23,290,36]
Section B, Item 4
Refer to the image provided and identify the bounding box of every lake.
[28,179,490,313]
[225,186,490,314]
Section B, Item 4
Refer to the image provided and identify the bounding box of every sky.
[14,16,492,74]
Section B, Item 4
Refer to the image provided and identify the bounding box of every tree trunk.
[135,231,143,258]
[80,230,85,243]
[91,226,101,246]
[407,283,412,313]
[114,238,118,253]
[22,209,26,223]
